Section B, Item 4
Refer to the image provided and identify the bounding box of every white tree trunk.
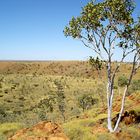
[107,83,113,132]
[107,85,128,132]
[107,106,113,132]
[113,86,128,132]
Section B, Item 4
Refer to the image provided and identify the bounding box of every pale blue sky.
[0,0,139,60]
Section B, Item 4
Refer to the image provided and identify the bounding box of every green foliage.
[89,56,103,78]
[78,94,98,112]
[118,75,128,87]
[113,85,118,89]
[0,107,18,123]
[63,114,108,140]
[128,79,140,95]
[54,80,66,122]
[63,3,139,134]
[64,126,93,140]
[133,17,140,47]
[0,107,6,122]
[64,0,135,42]
[0,73,98,124]
[131,79,140,91]
[38,96,55,113]
[0,61,139,138]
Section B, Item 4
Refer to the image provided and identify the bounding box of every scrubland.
[0,61,139,140]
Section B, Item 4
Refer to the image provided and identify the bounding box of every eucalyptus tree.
[64,0,140,132]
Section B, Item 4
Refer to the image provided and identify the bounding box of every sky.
[0,0,139,61]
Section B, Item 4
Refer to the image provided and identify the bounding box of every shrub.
[113,85,118,89]
[54,80,66,122]
[118,75,128,87]
[131,80,140,91]
[0,107,8,123]
[78,94,98,112]
[128,79,140,95]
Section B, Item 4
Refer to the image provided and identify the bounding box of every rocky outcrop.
[113,110,140,125]
[8,121,69,140]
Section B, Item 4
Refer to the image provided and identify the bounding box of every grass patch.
[63,113,109,140]
[0,123,23,139]
[63,120,95,140]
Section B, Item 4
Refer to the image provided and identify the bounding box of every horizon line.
[0,59,132,63]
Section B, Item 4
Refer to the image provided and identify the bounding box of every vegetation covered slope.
[0,61,139,140]
[0,61,140,78]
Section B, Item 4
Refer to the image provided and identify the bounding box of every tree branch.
[81,39,102,58]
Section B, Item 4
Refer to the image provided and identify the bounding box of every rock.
[8,121,69,140]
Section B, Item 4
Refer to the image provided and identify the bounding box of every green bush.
[118,75,128,87]
[113,85,118,89]
[131,80,140,91]
[78,94,98,112]
[0,108,7,123]
[128,79,140,95]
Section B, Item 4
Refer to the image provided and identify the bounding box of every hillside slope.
[0,61,139,140]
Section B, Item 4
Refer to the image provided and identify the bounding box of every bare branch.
[95,29,109,56]
[81,39,102,58]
